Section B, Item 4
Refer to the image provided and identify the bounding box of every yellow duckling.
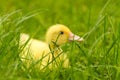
[20,24,84,70]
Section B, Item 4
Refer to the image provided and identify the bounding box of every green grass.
[0,0,120,80]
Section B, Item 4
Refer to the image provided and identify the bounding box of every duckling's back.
[20,33,50,68]
[19,33,69,70]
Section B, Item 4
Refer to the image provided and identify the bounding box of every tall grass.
[0,0,120,80]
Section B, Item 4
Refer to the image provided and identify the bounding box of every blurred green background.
[0,0,120,80]
[1,0,119,38]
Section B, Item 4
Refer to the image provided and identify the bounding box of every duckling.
[19,24,84,70]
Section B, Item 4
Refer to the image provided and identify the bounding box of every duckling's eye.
[60,31,64,35]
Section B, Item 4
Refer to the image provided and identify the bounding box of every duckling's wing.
[19,33,69,70]
[20,33,50,67]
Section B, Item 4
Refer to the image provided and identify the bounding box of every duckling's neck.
[49,42,60,50]
[49,41,59,48]
[49,42,62,56]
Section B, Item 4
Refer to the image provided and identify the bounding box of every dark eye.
[60,31,64,35]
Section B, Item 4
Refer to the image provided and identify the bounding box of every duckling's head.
[46,24,84,46]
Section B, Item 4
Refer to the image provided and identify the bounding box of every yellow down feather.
[19,24,84,70]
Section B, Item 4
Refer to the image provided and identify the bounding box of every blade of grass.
[15,9,48,26]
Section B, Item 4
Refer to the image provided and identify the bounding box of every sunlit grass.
[0,0,120,80]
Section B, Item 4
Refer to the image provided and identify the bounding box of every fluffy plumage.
[19,24,84,70]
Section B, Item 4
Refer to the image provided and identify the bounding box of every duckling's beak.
[69,33,84,42]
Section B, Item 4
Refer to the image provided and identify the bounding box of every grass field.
[0,0,120,80]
